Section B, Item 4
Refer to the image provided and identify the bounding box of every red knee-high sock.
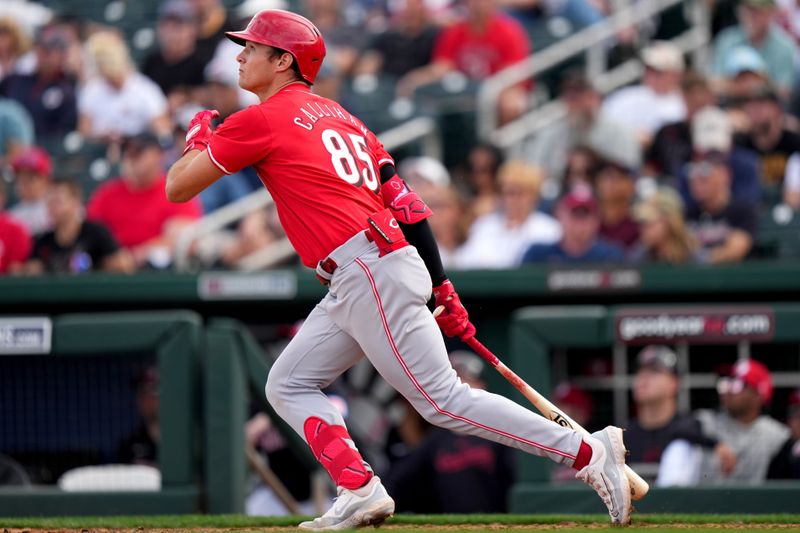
[572,440,593,470]
[304,417,373,489]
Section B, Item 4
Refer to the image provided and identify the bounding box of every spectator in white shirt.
[456,161,560,269]
[602,41,687,146]
[78,31,171,143]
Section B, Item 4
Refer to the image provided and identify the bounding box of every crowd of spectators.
[0,0,799,275]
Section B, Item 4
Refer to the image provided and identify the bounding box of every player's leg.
[331,248,582,463]
[331,248,631,524]
[264,301,394,529]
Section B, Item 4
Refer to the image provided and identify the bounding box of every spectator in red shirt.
[0,178,31,274]
[87,132,201,268]
[397,0,532,124]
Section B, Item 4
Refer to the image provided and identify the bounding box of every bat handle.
[432,305,500,366]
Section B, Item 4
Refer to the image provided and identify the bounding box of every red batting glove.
[183,109,219,155]
[433,280,476,341]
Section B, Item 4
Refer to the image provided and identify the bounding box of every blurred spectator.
[686,151,757,264]
[0,17,33,81]
[425,184,468,269]
[397,0,531,124]
[677,106,761,211]
[398,157,468,269]
[457,161,560,268]
[630,187,699,264]
[355,0,440,81]
[646,72,717,181]
[305,0,366,76]
[25,179,133,274]
[736,84,800,205]
[8,145,51,236]
[601,41,686,146]
[87,133,201,268]
[690,359,790,484]
[0,96,33,165]
[500,0,603,31]
[595,155,640,251]
[191,0,237,65]
[0,178,31,274]
[384,351,515,513]
[711,0,798,100]
[462,143,504,218]
[0,24,78,140]
[562,145,599,190]
[526,71,638,187]
[218,207,280,268]
[719,45,770,102]
[766,388,800,479]
[625,346,730,486]
[142,0,207,111]
[78,32,171,142]
[117,367,159,466]
[521,186,624,264]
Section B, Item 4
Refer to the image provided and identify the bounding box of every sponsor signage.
[548,268,642,292]
[0,317,52,354]
[198,272,297,300]
[615,306,775,345]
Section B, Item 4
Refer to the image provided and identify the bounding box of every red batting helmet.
[225,10,326,85]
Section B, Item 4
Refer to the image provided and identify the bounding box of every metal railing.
[173,116,441,272]
[477,0,711,148]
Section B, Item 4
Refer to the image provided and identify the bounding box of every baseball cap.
[692,106,732,154]
[641,41,685,72]
[11,146,52,177]
[449,350,484,380]
[633,187,684,223]
[123,132,163,155]
[159,0,198,22]
[36,26,69,50]
[717,359,774,405]
[723,46,767,78]
[398,156,451,188]
[637,345,678,374]
[559,185,598,214]
[553,383,593,415]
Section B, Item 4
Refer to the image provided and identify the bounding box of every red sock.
[304,417,373,490]
[572,440,593,470]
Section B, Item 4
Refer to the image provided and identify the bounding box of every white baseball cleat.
[575,426,632,526]
[298,476,395,531]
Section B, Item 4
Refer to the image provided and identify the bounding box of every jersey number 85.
[321,129,379,193]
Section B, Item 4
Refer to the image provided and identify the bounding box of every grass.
[2,514,800,531]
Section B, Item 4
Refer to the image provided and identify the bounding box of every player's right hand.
[183,109,220,155]
[433,280,476,341]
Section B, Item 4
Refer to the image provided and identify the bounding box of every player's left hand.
[433,280,475,341]
[183,109,219,155]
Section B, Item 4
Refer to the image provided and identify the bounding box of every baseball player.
[166,10,632,528]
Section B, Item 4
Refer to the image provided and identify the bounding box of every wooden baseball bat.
[435,307,650,500]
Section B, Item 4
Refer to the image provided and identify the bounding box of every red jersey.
[0,213,31,273]
[87,175,202,248]
[433,13,531,79]
[208,84,391,267]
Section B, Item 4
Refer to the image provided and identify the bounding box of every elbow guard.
[380,174,433,224]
